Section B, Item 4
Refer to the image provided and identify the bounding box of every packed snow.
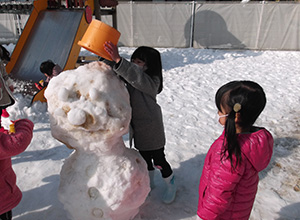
[2,44,300,220]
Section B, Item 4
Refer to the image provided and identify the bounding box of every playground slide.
[5,0,92,103]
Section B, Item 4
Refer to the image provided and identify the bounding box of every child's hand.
[9,123,15,134]
[104,41,121,63]
[39,79,44,87]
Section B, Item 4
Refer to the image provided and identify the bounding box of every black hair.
[0,45,10,62]
[215,80,266,169]
[40,60,55,76]
[131,46,163,93]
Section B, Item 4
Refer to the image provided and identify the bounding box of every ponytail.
[223,106,241,169]
[216,81,266,170]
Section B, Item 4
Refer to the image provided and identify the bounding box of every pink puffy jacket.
[197,127,273,220]
[0,119,34,215]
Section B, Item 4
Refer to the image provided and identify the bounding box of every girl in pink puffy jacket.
[197,80,273,220]
[0,67,33,220]
[0,119,34,220]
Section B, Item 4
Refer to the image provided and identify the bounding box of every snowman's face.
[45,61,131,150]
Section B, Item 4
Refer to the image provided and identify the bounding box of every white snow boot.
[149,170,156,190]
[162,174,177,204]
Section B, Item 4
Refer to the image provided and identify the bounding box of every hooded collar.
[237,128,273,172]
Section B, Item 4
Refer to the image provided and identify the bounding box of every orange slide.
[6,0,94,103]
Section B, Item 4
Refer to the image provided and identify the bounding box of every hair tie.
[233,103,241,112]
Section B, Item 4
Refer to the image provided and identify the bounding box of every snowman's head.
[45,61,131,152]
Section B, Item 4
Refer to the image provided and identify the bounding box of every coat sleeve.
[198,147,246,219]
[113,58,160,97]
[0,119,34,160]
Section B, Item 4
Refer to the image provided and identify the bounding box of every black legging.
[139,147,173,178]
[0,211,12,220]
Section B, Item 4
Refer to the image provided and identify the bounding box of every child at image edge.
[0,45,14,119]
[104,41,176,204]
[197,81,273,220]
[0,49,34,219]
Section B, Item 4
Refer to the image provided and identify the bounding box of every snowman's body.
[45,62,150,220]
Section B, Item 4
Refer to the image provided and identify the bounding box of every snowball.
[58,87,70,101]
[89,88,100,101]
[54,108,66,117]
[67,108,86,126]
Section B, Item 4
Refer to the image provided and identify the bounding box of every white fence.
[0,13,28,44]
[1,2,300,50]
[105,1,300,50]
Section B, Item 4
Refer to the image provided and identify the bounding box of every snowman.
[44,61,150,220]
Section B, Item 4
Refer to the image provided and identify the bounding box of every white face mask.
[217,113,228,127]
[132,58,147,71]
[218,114,228,120]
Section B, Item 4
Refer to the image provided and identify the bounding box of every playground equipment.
[6,0,94,80]
[2,0,118,103]
[3,0,93,103]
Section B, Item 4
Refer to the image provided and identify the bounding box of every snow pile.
[44,61,150,220]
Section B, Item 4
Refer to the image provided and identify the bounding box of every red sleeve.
[0,119,34,160]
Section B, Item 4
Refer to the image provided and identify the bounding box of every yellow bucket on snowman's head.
[78,20,121,61]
